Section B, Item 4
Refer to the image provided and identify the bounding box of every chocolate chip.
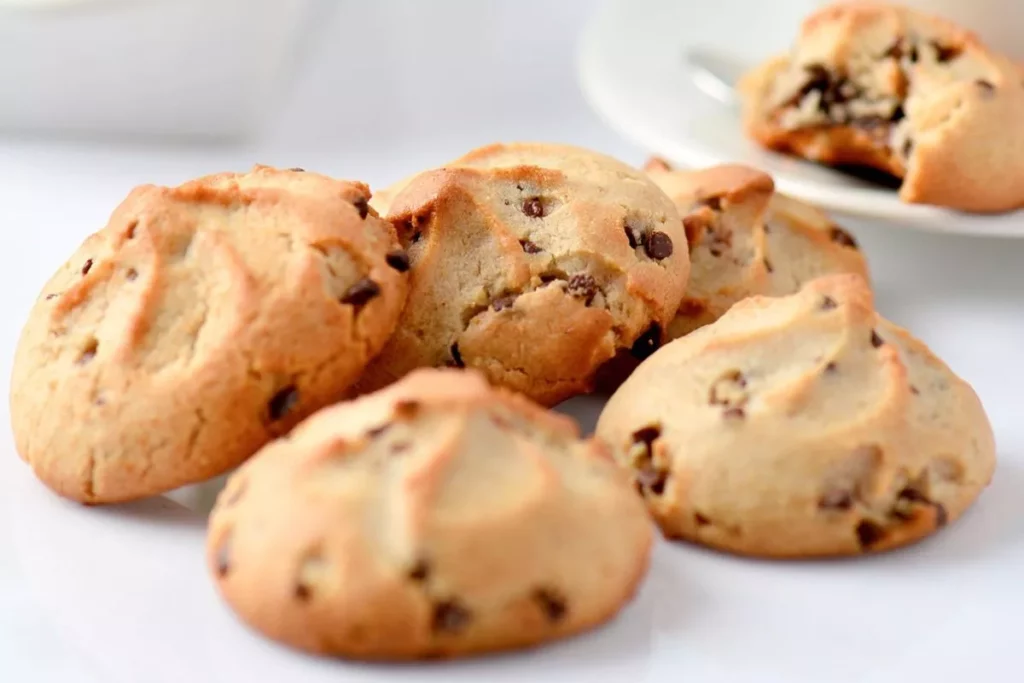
[522,197,545,218]
[897,487,928,504]
[385,250,411,272]
[77,339,98,365]
[677,298,706,317]
[935,503,948,527]
[824,361,838,373]
[215,537,231,578]
[883,40,904,60]
[408,559,430,582]
[567,273,598,304]
[125,221,137,239]
[819,489,853,510]
[394,399,420,418]
[694,512,711,527]
[294,582,312,601]
[644,231,674,260]
[631,425,661,446]
[533,588,567,622]
[268,385,299,421]
[910,385,921,395]
[821,295,838,310]
[829,226,859,249]
[448,343,465,368]
[520,239,542,254]
[45,293,58,300]
[432,600,471,633]
[540,273,559,284]
[411,230,423,243]
[352,196,370,220]
[723,407,746,420]
[289,167,305,172]
[701,196,723,211]
[976,79,996,95]
[341,278,381,307]
[890,105,906,123]
[870,330,884,348]
[492,294,518,311]
[933,42,961,63]
[624,223,640,249]
[902,139,914,158]
[81,259,93,276]
[126,268,138,281]
[630,324,661,360]
[856,520,885,549]
[763,258,774,273]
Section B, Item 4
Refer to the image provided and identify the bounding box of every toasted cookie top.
[643,158,869,339]
[597,274,995,557]
[10,165,408,503]
[357,142,690,405]
[208,368,653,659]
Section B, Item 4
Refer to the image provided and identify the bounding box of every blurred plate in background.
[577,0,1024,237]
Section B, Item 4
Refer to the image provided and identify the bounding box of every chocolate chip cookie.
[355,142,690,406]
[644,158,869,339]
[208,368,652,659]
[741,1,1024,212]
[10,166,408,503]
[596,274,995,558]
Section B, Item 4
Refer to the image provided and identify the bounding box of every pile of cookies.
[9,141,995,660]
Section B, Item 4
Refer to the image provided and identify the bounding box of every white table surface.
[1,1,1022,681]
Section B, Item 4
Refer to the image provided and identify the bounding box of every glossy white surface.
[578,0,1024,236]
[2,1,1023,681]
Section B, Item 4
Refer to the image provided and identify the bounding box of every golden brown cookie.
[208,368,653,660]
[643,158,869,339]
[355,142,690,406]
[596,274,995,558]
[740,1,1024,212]
[10,166,408,503]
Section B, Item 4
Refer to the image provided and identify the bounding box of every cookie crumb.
[855,520,885,550]
[341,278,381,307]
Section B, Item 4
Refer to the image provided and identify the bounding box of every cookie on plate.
[740,1,1024,212]
[596,274,995,558]
[644,158,869,339]
[10,166,409,504]
[207,368,652,660]
[355,142,690,406]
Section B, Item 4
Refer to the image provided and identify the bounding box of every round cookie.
[643,158,869,340]
[740,1,1024,212]
[355,142,690,406]
[207,368,653,660]
[10,165,409,504]
[596,274,995,558]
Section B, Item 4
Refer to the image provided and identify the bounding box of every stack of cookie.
[8,142,996,661]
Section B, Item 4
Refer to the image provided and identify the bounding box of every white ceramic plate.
[577,0,1024,237]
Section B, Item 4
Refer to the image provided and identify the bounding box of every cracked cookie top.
[740,1,1024,211]
[643,158,869,339]
[356,142,690,406]
[207,368,652,659]
[596,274,995,558]
[10,165,409,503]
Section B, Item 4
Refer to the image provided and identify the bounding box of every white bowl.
[0,0,318,140]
